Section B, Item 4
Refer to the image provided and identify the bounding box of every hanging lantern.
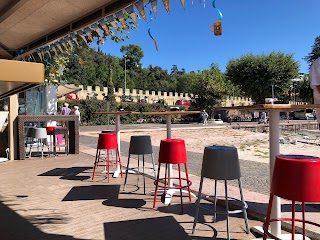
[210,20,222,36]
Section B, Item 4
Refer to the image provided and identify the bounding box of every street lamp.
[124,54,127,95]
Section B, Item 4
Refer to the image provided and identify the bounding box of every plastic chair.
[29,128,50,158]
[263,155,320,240]
[123,135,156,194]
[153,139,192,213]
[192,145,249,240]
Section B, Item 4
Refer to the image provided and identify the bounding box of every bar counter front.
[17,115,79,160]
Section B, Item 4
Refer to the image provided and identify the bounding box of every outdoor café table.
[93,111,132,177]
[132,110,201,204]
[215,104,320,239]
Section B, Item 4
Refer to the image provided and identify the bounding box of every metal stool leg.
[214,179,217,222]
[192,175,204,234]
[151,153,156,178]
[238,179,249,233]
[178,164,184,213]
[137,155,140,187]
[225,180,230,240]
[143,154,146,195]
[153,163,161,208]
[123,154,131,191]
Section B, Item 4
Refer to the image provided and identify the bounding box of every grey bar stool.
[29,128,50,158]
[192,145,249,240]
[123,135,156,194]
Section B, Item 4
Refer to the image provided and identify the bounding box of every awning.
[0,59,44,100]
[57,84,82,98]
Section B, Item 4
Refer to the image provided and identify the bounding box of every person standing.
[201,109,209,125]
[73,106,81,123]
[310,57,320,126]
[61,103,71,115]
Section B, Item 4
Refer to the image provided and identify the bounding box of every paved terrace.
[0,122,319,239]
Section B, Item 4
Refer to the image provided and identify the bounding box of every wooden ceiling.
[0,0,136,59]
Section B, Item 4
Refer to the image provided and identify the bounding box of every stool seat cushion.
[202,145,241,180]
[272,155,320,202]
[129,135,153,154]
[158,139,187,164]
[33,128,48,139]
[97,133,118,150]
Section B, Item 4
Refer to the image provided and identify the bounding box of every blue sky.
[94,0,319,74]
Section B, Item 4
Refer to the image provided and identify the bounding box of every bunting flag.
[70,32,80,47]
[115,11,128,29]
[67,37,74,50]
[77,30,88,44]
[106,15,118,31]
[61,39,69,52]
[84,27,94,42]
[180,0,186,8]
[162,0,170,14]
[56,43,64,54]
[98,19,111,36]
[150,0,158,17]
[125,5,138,23]
[92,23,103,38]
[135,0,147,21]
[23,0,224,64]
[51,44,58,56]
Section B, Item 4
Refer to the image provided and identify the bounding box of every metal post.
[124,55,127,96]
[271,82,275,99]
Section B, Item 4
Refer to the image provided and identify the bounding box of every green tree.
[120,44,144,70]
[304,35,320,67]
[295,75,313,103]
[225,52,299,103]
[191,65,232,110]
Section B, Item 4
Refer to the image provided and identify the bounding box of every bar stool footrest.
[198,195,248,215]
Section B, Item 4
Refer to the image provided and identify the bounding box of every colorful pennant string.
[145,2,158,51]
[212,0,223,20]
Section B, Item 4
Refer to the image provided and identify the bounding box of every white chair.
[29,128,50,158]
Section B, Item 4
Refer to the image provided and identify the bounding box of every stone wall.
[63,84,253,107]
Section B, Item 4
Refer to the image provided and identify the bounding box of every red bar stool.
[46,126,56,153]
[263,155,320,240]
[153,139,192,213]
[92,133,123,182]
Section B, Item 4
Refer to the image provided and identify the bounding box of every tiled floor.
[0,152,264,240]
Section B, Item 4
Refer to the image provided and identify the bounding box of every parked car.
[175,100,191,107]
[293,108,316,120]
